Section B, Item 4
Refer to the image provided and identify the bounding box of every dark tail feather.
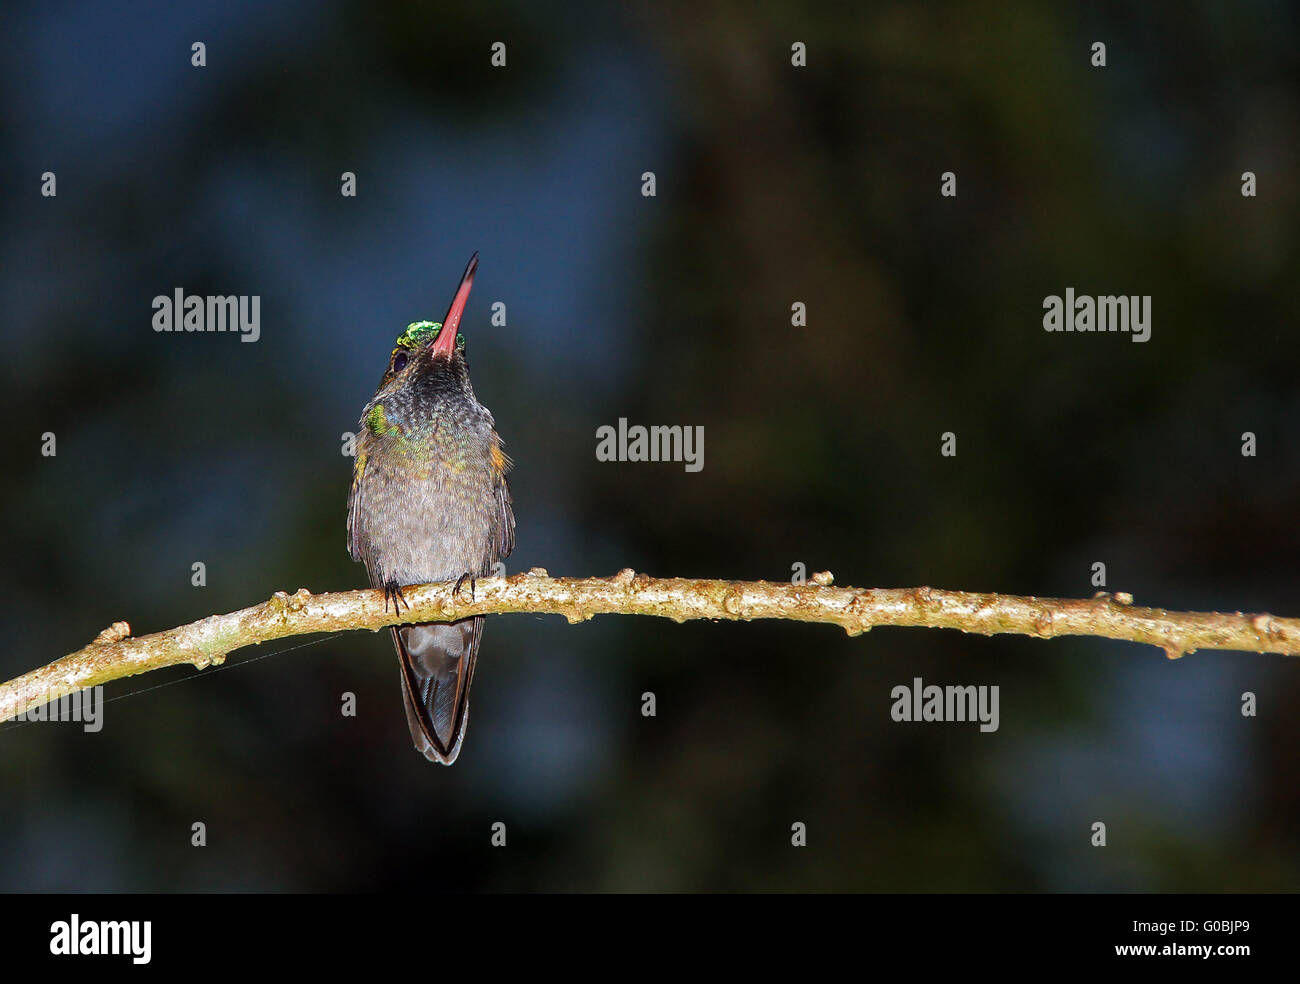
[392,616,483,765]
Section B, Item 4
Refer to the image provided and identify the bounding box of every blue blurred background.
[1,0,1298,891]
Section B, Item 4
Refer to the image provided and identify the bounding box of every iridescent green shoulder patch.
[395,320,443,349]
[365,403,396,435]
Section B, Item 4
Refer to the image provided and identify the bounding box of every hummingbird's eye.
[391,351,409,374]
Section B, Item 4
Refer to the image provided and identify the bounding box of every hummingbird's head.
[371,252,480,407]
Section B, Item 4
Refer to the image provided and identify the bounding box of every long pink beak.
[430,252,478,359]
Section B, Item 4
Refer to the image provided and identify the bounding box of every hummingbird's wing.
[490,438,515,559]
[346,449,368,563]
[394,616,483,765]
[494,474,515,559]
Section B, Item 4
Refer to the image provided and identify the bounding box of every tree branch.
[4,568,1298,723]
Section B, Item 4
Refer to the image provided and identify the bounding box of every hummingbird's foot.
[383,579,411,614]
[453,572,476,602]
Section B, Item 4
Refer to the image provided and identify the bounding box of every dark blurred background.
[1,1,1297,891]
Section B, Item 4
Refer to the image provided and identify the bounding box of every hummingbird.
[347,252,515,765]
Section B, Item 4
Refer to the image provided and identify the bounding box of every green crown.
[395,320,443,349]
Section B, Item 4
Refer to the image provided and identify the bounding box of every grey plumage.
[347,253,514,764]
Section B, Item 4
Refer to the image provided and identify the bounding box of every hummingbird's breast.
[350,401,506,587]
